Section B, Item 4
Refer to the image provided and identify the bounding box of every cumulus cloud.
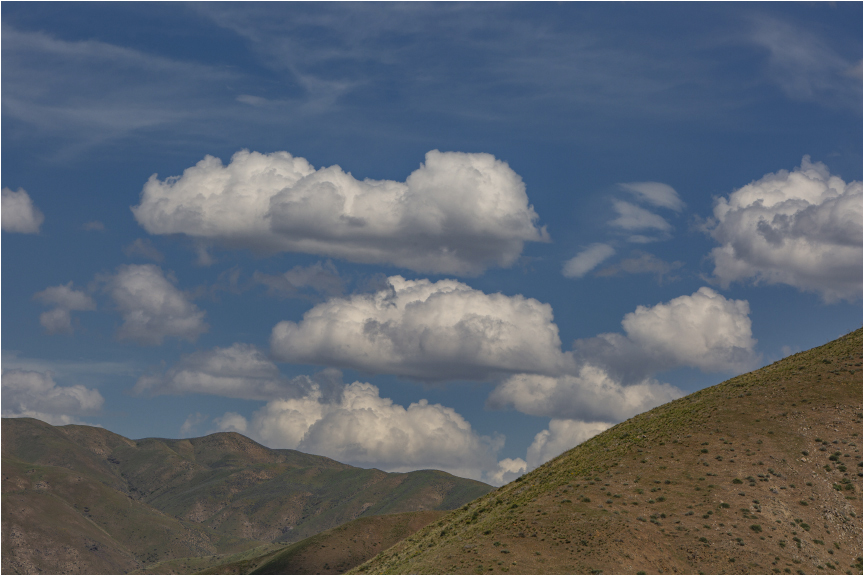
[132,149,548,275]
[2,187,44,233]
[489,286,754,432]
[104,264,208,345]
[179,412,209,437]
[487,458,528,485]
[216,381,506,483]
[133,344,323,401]
[488,365,682,422]
[526,419,612,469]
[573,287,758,382]
[270,275,571,381]
[621,287,756,370]
[707,156,862,302]
[123,238,164,262]
[253,260,344,299]
[618,182,684,212]
[33,282,96,334]
[562,244,616,278]
[2,369,104,425]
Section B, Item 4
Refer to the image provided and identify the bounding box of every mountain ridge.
[2,418,491,574]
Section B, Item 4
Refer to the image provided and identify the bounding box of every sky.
[1,2,861,486]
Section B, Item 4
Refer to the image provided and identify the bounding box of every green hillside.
[1,421,491,574]
[353,329,863,575]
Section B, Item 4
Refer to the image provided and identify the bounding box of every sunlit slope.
[353,329,863,575]
[2,420,491,574]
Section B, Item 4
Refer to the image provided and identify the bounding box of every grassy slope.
[191,510,446,575]
[354,329,864,575]
[2,422,491,574]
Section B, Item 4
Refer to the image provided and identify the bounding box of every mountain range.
[1,418,491,574]
[3,329,861,575]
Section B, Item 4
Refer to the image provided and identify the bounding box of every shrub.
[751,524,762,533]
[732,478,743,484]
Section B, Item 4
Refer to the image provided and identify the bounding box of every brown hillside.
[2,420,491,575]
[184,510,445,575]
[353,329,864,575]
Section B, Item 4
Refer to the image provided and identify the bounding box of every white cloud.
[562,244,616,278]
[104,264,208,345]
[33,283,95,310]
[526,419,612,469]
[123,238,164,262]
[487,458,528,485]
[132,149,548,275]
[609,200,672,244]
[270,275,571,381]
[708,156,862,302]
[489,286,754,423]
[488,365,682,422]
[133,343,315,401]
[621,287,757,371]
[618,182,684,212]
[33,282,96,335]
[253,260,344,299]
[2,187,44,233]
[573,287,758,383]
[213,412,248,434]
[179,412,209,437]
[2,369,104,426]
[216,381,506,484]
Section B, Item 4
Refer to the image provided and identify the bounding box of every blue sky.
[2,2,861,485]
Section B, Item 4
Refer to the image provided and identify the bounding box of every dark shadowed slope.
[189,510,445,575]
[353,329,863,575]
[2,421,491,575]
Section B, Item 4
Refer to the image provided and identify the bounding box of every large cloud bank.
[2,187,44,233]
[270,275,571,380]
[104,264,208,345]
[708,156,862,302]
[2,369,104,425]
[132,149,548,275]
[216,381,509,484]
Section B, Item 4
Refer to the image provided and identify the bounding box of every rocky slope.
[353,329,863,575]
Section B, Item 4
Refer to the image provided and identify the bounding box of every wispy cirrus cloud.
[746,14,862,110]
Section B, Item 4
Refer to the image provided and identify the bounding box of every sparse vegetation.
[351,329,863,576]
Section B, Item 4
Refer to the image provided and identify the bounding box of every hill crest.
[354,329,863,575]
